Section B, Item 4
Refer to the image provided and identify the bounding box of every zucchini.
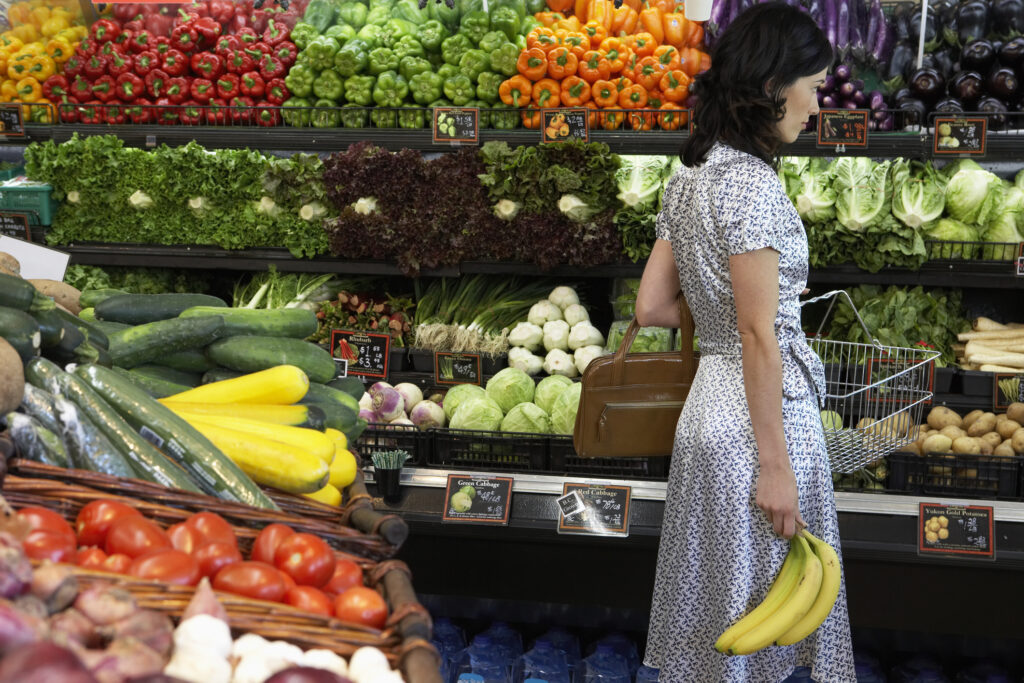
[327,376,366,401]
[78,307,96,322]
[206,336,336,384]
[132,364,202,388]
[79,289,128,310]
[5,412,69,468]
[164,365,309,405]
[202,368,242,384]
[115,367,190,398]
[180,306,318,339]
[25,358,203,493]
[19,383,62,434]
[160,401,327,430]
[52,307,109,350]
[108,316,225,368]
[0,306,40,362]
[96,293,227,325]
[301,398,365,444]
[44,321,99,366]
[151,349,216,373]
[178,411,335,463]
[303,381,360,414]
[30,307,64,348]
[92,319,130,336]
[52,395,136,479]
[0,272,55,313]
[75,364,279,510]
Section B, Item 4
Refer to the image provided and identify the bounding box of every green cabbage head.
[485,367,535,414]
[550,382,582,435]
[500,403,552,434]
[892,162,946,229]
[534,375,573,414]
[450,396,504,431]
[944,167,1004,226]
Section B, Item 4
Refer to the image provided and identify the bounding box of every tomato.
[167,522,202,554]
[324,558,363,596]
[23,530,76,563]
[334,586,388,629]
[274,533,335,588]
[102,553,132,574]
[75,547,109,569]
[279,568,296,592]
[18,507,75,541]
[184,512,237,548]
[129,549,201,586]
[285,586,333,616]
[250,523,294,564]
[104,516,172,559]
[75,500,141,547]
[212,561,287,602]
[193,541,242,578]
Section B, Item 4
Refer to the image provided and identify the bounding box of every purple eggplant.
[949,70,985,105]
[977,95,1009,130]
[819,74,836,92]
[896,97,928,127]
[992,0,1024,38]
[708,0,727,37]
[873,15,894,68]
[836,0,850,55]
[822,94,838,108]
[893,3,911,42]
[807,0,823,24]
[878,115,895,131]
[998,36,1024,69]
[869,90,886,110]
[909,5,939,51]
[864,0,880,55]
[839,80,857,98]
[852,90,867,106]
[884,41,916,89]
[934,97,966,113]
[987,66,1019,101]
[825,0,838,47]
[834,63,852,82]
[869,119,878,131]
[909,67,946,103]
[957,0,991,45]
[873,108,890,121]
[961,39,996,72]
[842,99,859,109]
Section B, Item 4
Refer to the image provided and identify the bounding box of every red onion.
[0,641,98,683]
[0,598,46,654]
[87,638,165,683]
[0,533,32,599]
[31,561,79,614]
[75,586,138,626]
[13,595,47,620]
[99,610,174,657]
[49,608,99,649]
[264,667,354,683]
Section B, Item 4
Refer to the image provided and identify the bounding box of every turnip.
[389,416,414,428]
[372,387,404,421]
[393,383,423,412]
[368,381,393,397]
[358,409,377,423]
[358,392,373,411]
[410,400,446,430]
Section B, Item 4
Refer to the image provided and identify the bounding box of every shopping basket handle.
[801,289,883,350]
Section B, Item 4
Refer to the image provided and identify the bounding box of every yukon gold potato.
[903,441,922,456]
[978,440,993,456]
[939,425,967,441]
[996,419,1021,440]
[958,467,979,479]
[980,432,1003,450]
[952,437,981,455]
[1012,428,1024,454]
[1006,402,1024,424]
[856,417,876,430]
[962,409,985,428]
[994,440,1016,457]
[870,412,914,439]
[927,406,962,430]
[966,413,997,437]
[922,434,953,454]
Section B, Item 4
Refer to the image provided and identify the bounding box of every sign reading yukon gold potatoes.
[919,503,994,558]
[541,108,588,143]
[933,117,986,155]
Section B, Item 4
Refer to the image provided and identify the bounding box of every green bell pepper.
[335,39,370,76]
[441,33,473,66]
[398,106,426,128]
[366,6,392,26]
[284,63,315,98]
[428,1,459,33]
[369,0,395,9]
[343,74,375,105]
[520,16,541,37]
[464,98,489,128]
[372,70,409,107]
[428,97,452,109]
[356,23,383,48]
[313,69,345,100]
[340,103,369,128]
[459,11,490,46]
[416,20,446,53]
[409,70,443,104]
[393,35,425,60]
[458,0,484,15]
[489,8,520,43]
[475,71,503,104]
[437,63,459,80]
[302,0,335,33]
[393,0,427,25]
[427,52,445,69]
[311,99,341,128]
[338,2,368,30]
[325,24,357,44]
[488,42,519,76]
[368,47,400,75]
[290,22,319,51]
[491,102,519,129]
[443,73,474,105]
[399,55,432,81]
[282,97,313,127]
[370,108,397,128]
[525,0,547,14]
[491,0,526,20]
[306,36,340,71]
[458,49,489,82]
[380,19,418,48]
[477,30,507,54]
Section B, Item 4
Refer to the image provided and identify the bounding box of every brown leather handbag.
[572,296,698,458]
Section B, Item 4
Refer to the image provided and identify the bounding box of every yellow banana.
[715,541,804,653]
[729,535,823,656]
[775,530,842,646]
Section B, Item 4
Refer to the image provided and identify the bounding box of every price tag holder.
[557,483,631,537]
[993,372,1024,411]
[919,502,994,559]
[0,104,25,137]
[434,352,482,386]
[333,358,348,379]
[1016,242,1024,277]
[933,117,986,155]
[329,329,390,380]
[433,107,479,145]
[541,108,588,143]
[442,474,513,525]
[0,213,30,241]
[816,109,868,151]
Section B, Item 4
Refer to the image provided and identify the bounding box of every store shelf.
[807,262,1024,289]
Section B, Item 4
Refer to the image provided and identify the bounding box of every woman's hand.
[756,461,805,539]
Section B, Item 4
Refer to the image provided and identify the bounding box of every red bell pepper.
[116,72,145,102]
[145,69,170,98]
[91,75,117,103]
[161,49,188,76]
[230,13,250,34]
[154,97,181,125]
[254,100,279,126]
[153,37,172,56]
[97,42,125,59]
[91,19,121,44]
[171,20,199,53]
[70,76,93,101]
[185,1,210,18]
[194,17,222,47]
[273,41,296,66]
[123,20,144,34]
[190,52,223,79]
[63,55,84,79]
[112,29,134,52]
[104,102,127,124]
[77,37,98,56]
[129,29,154,54]
[215,72,239,99]
[239,71,264,98]
[57,96,80,123]
[265,78,287,105]
[258,54,284,80]
[166,76,190,104]
[190,77,215,103]
[236,28,259,46]
[205,97,227,125]
[250,41,271,56]
[107,52,133,78]
[250,9,270,35]
[79,101,105,125]
[229,95,254,124]
[262,20,290,46]
[82,54,108,80]
[114,3,145,24]
[209,0,234,24]
[215,34,240,56]
[145,8,176,38]
[179,100,203,125]
[42,75,69,101]
[134,50,159,76]
[126,98,153,124]
[224,49,255,75]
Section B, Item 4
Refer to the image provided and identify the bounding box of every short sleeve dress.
[642,143,857,682]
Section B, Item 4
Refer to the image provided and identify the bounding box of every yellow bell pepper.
[28,54,54,81]
[74,25,89,40]
[0,36,24,54]
[0,55,7,78]
[7,4,33,26]
[43,39,71,64]
[0,81,17,103]
[55,28,78,45]
[6,54,32,81]
[41,17,69,38]
[30,7,51,26]
[11,25,39,44]
[29,0,49,9]
[15,76,40,103]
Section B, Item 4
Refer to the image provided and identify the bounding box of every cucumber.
[79,289,128,309]
[201,368,242,384]
[52,307,109,350]
[53,395,136,479]
[96,293,227,325]
[151,348,216,373]
[180,306,318,339]
[75,364,279,510]
[5,412,69,468]
[303,381,360,414]
[19,383,62,434]
[108,316,225,368]
[299,397,366,444]
[206,335,336,384]
[25,358,203,493]
[132,364,202,388]
[0,272,55,313]
[30,307,65,348]
[0,306,40,362]
[114,367,191,398]
[327,376,366,401]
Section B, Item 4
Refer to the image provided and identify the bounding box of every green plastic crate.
[0,165,24,181]
[0,178,58,226]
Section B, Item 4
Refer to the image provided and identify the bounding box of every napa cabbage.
[832,157,892,231]
[615,155,669,209]
[891,162,946,229]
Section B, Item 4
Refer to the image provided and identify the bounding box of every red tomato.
[18,506,75,541]
[184,512,237,547]
[250,523,294,564]
[102,553,132,574]
[274,533,335,588]
[105,516,172,559]
[193,541,242,578]
[130,549,201,586]
[75,547,109,569]
[334,586,388,629]
[212,561,287,602]
[167,522,202,554]
[75,500,141,547]
[23,530,76,563]
[324,558,364,595]
[279,568,296,592]
[285,586,333,616]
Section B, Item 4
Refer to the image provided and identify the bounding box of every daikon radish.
[980,364,1024,372]
[973,316,1009,331]
[957,329,1024,342]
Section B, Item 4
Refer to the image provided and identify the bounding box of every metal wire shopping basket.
[802,290,942,474]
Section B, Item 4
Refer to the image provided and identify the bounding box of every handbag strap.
[611,294,698,385]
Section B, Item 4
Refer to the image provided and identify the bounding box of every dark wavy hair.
[682,2,832,168]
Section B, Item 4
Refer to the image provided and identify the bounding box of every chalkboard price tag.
[434,352,481,386]
[329,329,390,380]
[993,372,1024,411]
[442,474,513,525]
[816,109,868,148]
[541,108,588,143]
[0,213,30,241]
[558,483,631,537]
[919,503,994,559]
[933,117,986,155]
[0,105,24,137]
[433,107,479,145]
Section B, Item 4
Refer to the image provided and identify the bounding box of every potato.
[966,413,997,437]
[997,419,1021,440]
[952,437,981,455]
[856,417,876,430]
[0,338,23,414]
[962,409,985,428]
[868,412,914,439]
[1007,403,1024,425]
[994,440,1016,457]
[927,406,962,430]
[903,441,922,456]
[978,440,993,456]
[958,467,979,479]
[980,432,1003,450]
[28,279,81,314]
[939,425,966,441]
[0,252,19,276]
[922,434,953,454]
[1013,428,1024,455]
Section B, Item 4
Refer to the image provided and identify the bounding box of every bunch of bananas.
[715,530,841,656]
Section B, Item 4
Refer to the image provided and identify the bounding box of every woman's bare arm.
[636,240,681,328]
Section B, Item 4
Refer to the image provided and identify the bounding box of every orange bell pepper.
[628,32,657,58]
[659,68,690,102]
[592,78,617,107]
[583,21,608,49]
[527,27,560,53]
[588,0,614,31]
[555,16,583,32]
[611,5,639,36]
[517,47,549,80]
[599,109,625,129]
[578,50,611,83]
[638,5,664,45]
[547,47,578,79]
[500,75,533,107]
[522,105,543,129]
[646,88,665,108]
[678,46,711,77]
[619,82,648,108]
[623,0,644,11]
[614,75,634,93]
[634,56,665,90]
[574,0,591,24]
[583,100,601,127]
[560,75,591,105]
[537,11,566,27]
[620,52,638,82]
[653,44,681,71]
[532,78,562,108]
[628,110,655,130]
[599,37,629,73]
[684,20,704,48]
[658,102,687,130]
[546,0,574,13]
[561,31,589,60]
[651,0,678,13]
[663,11,687,48]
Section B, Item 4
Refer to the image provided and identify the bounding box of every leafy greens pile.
[63,265,212,294]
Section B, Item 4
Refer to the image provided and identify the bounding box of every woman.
[635,3,856,681]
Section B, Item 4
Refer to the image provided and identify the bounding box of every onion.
[75,587,138,626]
[264,667,353,683]
[371,387,404,422]
[410,401,446,430]
[0,641,97,683]
[31,561,78,615]
[83,637,165,683]
[392,383,423,413]
[180,578,227,624]
[0,598,45,654]
[348,647,391,681]
[49,608,98,649]
[100,610,174,657]
[0,532,32,599]
[172,615,232,660]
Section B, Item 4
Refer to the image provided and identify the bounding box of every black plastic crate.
[888,451,1020,499]
[548,436,671,480]
[355,423,432,466]
[430,428,548,472]
[960,370,994,397]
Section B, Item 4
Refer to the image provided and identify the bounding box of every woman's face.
[775,68,828,143]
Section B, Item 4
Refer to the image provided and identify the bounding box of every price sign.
[541,108,588,143]
[993,372,1024,412]
[434,352,481,386]
[816,109,869,148]
[0,104,24,137]
[0,213,30,241]
[1016,243,1024,277]
[433,107,479,145]
[933,117,986,155]
[442,474,513,525]
[919,503,994,559]
[557,483,631,537]
[329,329,390,380]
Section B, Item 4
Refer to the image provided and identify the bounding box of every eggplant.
[864,0,881,55]
[894,87,913,101]
[836,0,850,56]
[987,66,1019,101]
[934,97,966,113]
[877,114,895,131]
[819,74,837,93]
[909,67,946,103]
[822,94,838,109]
[948,70,985,105]
[977,95,1009,130]
[852,90,867,106]
[894,3,912,41]
[909,5,939,50]
[896,97,928,127]
[993,0,1024,37]
[956,0,990,45]
[873,108,890,121]
[999,36,1024,69]
[843,99,859,109]
[850,0,866,60]
[834,63,853,82]
[961,39,996,72]
[931,48,957,80]
[839,80,857,98]
[873,15,895,68]
[825,0,839,48]
[885,41,916,86]
[869,90,886,110]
